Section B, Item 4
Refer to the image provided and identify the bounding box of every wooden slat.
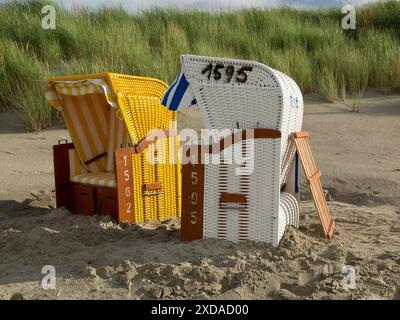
[115,148,135,223]
[84,151,107,165]
[309,170,321,183]
[53,142,75,211]
[293,131,309,138]
[220,192,247,205]
[327,219,336,239]
[292,131,335,239]
[180,163,205,241]
[143,182,162,192]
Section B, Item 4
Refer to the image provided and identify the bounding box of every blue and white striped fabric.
[161,71,197,111]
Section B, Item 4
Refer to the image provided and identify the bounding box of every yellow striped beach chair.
[47,73,180,223]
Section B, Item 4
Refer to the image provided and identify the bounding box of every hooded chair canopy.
[46,73,173,174]
[162,55,304,186]
[162,55,304,245]
[47,74,132,174]
[48,73,181,223]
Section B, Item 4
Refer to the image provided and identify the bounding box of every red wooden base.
[53,142,118,220]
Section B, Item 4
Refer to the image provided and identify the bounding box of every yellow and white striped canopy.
[46,77,130,174]
[46,78,118,109]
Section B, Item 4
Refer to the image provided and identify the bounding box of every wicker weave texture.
[180,55,303,244]
[181,55,303,185]
[48,73,180,223]
[118,93,180,223]
[202,136,282,245]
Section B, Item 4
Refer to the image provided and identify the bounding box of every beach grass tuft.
[1,0,400,129]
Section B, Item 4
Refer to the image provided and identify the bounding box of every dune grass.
[0,0,400,130]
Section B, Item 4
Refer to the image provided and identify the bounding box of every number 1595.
[202,63,253,84]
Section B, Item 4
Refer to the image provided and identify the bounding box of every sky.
[1,0,378,11]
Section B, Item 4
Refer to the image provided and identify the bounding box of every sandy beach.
[0,92,399,300]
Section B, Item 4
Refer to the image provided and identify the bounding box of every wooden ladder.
[292,131,335,239]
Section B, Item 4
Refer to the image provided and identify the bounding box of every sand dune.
[0,92,399,300]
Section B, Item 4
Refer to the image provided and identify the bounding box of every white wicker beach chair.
[181,55,303,184]
[164,55,304,245]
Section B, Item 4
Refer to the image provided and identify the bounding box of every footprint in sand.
[9,293,24,300]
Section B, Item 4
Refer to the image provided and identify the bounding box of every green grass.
[1,0,400,130]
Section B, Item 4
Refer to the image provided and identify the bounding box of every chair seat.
[70,172,116,188]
